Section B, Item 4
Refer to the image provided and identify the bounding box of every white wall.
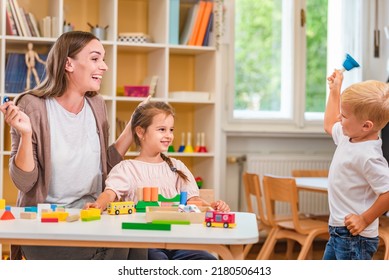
[365,0,389,81]
[224,135,335,211]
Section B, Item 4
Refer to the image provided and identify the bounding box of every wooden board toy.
[146,206,212,224]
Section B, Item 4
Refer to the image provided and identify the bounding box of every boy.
[323,70,389,260]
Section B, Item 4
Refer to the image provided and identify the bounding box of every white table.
[295,177,328,193]
[0,208,258,260]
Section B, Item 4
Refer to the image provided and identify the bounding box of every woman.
[0,31,145,260]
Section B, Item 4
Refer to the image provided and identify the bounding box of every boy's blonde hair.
[341,80,389,130]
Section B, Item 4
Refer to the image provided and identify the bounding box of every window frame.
[223,0,369,135]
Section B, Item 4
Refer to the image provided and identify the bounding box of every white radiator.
[247,154,331,216]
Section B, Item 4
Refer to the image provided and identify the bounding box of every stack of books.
[5,0,41,37]
[170,0,214,47]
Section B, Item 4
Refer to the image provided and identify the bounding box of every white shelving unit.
[0,0,222,257]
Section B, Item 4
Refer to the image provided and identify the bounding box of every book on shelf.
[5,53,47,93]
[7,0,41,37]
[51,16,59,37]
[202,12,213,46]
[8,0,23,36]
[169,0,180,45]
[28,12,41,37]
[187,0,207,46]
[179,2,199,45]
[195,1,213,46]
[40,16,52,38]
[19,7,32,37]
[11,0,29,36]
[5,3,17,35]
[24,12,36,37]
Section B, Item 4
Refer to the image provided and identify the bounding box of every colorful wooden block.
[80,208,101,222]
[20,212,37,219]
[0,209,15,220]
[66,214,80,222]
[0,199,5,210]
[25,206,38,213]
[41,212,69,221]
[41,217,58,223]
[122,222,171,231]
[37,203,51,215]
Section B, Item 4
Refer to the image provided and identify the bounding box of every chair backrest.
[242,172,270,226]
[291,169,329,177]
[262,175,300,229]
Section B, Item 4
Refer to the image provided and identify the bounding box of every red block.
[41,217,58,223]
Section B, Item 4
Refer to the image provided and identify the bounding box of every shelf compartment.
[169,103,215,154]
[64,0,115,40]
[11,0,60,38]
[118,0,167,44]
[116,47,166,99]
[169,51,216,101]
[4,41,51,94]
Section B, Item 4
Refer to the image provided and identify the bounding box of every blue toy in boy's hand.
[3,96,10,104]
[342,53,360,72]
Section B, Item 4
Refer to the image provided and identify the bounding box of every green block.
[81,216,101,222]
[136,201,159,213]
[122,222,171,231]
[151,220,190,225]
[158,194,180,202]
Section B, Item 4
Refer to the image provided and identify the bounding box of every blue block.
[180,191,187,205]
[25,206,38,213]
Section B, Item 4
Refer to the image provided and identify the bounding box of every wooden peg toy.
[199,132,208,153]
[178,132,185,152]
[183,132,194,153]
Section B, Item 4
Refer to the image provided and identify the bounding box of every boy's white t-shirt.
[45,98,102,208]
[328,122,389,237]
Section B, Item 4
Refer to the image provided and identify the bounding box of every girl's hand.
[84,202,105,213]
[211,200,230,212]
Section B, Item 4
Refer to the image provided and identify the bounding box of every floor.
[245,240,386,260]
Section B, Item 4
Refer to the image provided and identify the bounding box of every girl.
[86,101,230,260]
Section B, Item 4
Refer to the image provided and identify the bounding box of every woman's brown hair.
[17,31,99,104]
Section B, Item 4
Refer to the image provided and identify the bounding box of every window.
[229,0,364,127]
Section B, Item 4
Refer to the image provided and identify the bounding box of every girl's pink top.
[105,158,199,202]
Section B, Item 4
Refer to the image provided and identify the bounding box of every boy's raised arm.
[324,70,343,135]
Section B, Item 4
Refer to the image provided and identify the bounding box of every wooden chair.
[291,169,329,177]
[259,175,328,260]
[242,172,294,259]
[292,169,329,221]
[379,216,389,260]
